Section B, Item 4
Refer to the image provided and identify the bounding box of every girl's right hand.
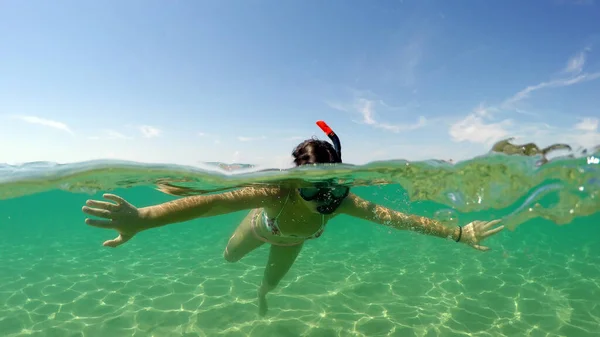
[82,193,147,247]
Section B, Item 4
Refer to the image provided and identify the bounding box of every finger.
[474,244,490,251]
[482,219,502,230]
[482,225,505,238]
[103,234,132,248]
[82,206,113,219]
[85,218,114,228]
[86,200,119,211]
[103,194,128,205]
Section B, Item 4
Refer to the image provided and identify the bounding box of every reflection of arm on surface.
[155,182,241,197]
[339,193,459,241]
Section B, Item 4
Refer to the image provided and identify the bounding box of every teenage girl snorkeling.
[81,120,505,317]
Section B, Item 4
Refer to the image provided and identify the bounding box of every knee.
[223,249,240,263]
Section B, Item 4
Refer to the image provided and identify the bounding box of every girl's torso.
[254,189,341,243]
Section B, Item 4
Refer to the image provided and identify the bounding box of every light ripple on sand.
[1,192,599,336]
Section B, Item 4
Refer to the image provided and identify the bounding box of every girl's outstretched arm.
[82,187,282,247]
[142,186,280,228]
[338,194,504,251]
[339,194,459,240]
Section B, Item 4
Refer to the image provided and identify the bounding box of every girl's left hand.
[459,219,504,251]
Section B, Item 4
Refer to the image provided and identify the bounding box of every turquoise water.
[0,153,599,337]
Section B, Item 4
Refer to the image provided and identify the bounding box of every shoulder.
[223,185,287,202]
[201,185,288,212]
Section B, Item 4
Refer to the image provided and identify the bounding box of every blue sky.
[1,0,599,169]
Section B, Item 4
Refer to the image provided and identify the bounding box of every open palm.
[460,219,504,251]
[82,193,145,247]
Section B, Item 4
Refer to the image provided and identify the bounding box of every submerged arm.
[339,194,460,241]
[140,187,280,229]
[83,186,284,248]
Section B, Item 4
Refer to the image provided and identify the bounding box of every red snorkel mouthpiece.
[316,120,342,161]
[316,120,333,135]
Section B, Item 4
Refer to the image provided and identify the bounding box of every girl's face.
[296,184,350,214]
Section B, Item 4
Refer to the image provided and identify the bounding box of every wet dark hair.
[292,138,341,166]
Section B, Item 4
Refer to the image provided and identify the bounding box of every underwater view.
[2,1,600,336]
[1,149,599,336]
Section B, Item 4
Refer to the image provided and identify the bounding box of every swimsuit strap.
[273,189,291,220]
[308,214,327,239]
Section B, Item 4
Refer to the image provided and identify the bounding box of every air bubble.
[433,209,459,228]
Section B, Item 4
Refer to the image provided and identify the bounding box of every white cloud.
[450,107,600,153]
[528,119,600,152]
[448,105,512,145]
[12,115,73,134]
[139,125,162,138]
[574,117,598,131]
[501,48,598,109]
[503,72,600,107]
[569,118,600,149]
[564,49,588,75]
[450,49,600,152]
[569,130,600,150]
[328,97,428,133]
[356,98,377,125]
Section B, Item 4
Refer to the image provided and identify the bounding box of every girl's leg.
[258,242,304,316]
[223,210,266,262]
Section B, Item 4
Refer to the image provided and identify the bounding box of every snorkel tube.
[311,120,348,214]
[316,120,342,161]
